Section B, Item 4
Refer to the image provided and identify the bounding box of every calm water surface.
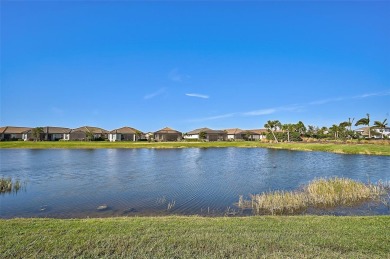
[1,148,389,218]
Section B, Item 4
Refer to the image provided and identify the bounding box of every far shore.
[1,140,389,156]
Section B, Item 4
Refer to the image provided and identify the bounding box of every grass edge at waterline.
[239,177,389,215]
[1,216,389,258]
[0,141,390,155]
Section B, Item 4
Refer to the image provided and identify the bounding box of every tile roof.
[0,126,32,134]
[109,126,142,134]
[71,126,108,134]
[154,127,182,134]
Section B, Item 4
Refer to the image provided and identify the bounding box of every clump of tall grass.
[306,177,383,207]
[240,177,388,215]
[0,177,22,193]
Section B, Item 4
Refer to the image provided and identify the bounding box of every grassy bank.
[1,216,389,258]
[0,141,389,155]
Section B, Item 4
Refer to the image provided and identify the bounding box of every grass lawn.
[1,141,389,155]
[1,216,389,258]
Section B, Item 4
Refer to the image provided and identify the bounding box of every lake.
[1,148,389,218]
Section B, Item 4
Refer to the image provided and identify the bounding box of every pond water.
[1,148,389,218]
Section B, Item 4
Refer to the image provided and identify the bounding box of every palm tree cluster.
[264,114,388,142]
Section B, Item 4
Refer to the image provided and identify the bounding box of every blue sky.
[1,1,389,132]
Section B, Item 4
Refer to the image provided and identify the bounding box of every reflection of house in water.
[154,127,182,142]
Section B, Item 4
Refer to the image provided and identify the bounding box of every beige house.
[22,126,71,141]
[67,126,108,141]
[0,126,31,141]
[154,127,182,141]
[184,127,227,141]
[108,127,143,142]
[225,128,267,140]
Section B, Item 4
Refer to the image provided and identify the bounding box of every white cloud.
[242,108,276,116]
[185,89,390,123]
[185,93,209,99]
[168,68,189,82]
[309,90,390,105]
[188,113,236,122]
[144,88,166,100]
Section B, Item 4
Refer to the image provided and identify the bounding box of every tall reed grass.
[0,177,22,193]
[240,177,388,215]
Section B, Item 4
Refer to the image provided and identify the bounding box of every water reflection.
[0,148,389,218]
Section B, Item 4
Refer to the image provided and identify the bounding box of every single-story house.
[0,126,31,141]
[184,127,227,141]
[154,127,182,142]
[225,128,267,140]
[67,126,108,141]
[22,126,71,141]
[355,127,389,138]
[108,126,143,142]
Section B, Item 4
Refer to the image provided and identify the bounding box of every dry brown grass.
[241,177,387,215]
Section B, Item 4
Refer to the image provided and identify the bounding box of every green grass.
[1,141,390,155]
[243,178,388,215]
[1,216,389,258]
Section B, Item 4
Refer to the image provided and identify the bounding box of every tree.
[348,117,355,132]
[282,123,296,142]
[373,119,388,138]
[199,131,207,140]
[264,120,281,142]
[296,121,306,135]
[32,127,43,141]
[85,130,95,141]
[355,114,371,138]
[329,124,339,140]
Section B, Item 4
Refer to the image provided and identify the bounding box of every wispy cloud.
[144,88,166,100]
[185,93,209,99]
[188,113,236,122]
[186,89,390,123]
[168,68,189,82]
[242,108,276,116]
[309,90,390,105]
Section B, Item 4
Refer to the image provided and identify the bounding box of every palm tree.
[373,119,388,138]
[282,123,296,142]
[329,124,339,140]
[296,121,306,135]
[348,117,355,131]
[264,120,281,142]
[355,114,371,138]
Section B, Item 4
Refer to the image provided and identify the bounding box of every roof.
[225,128,243,134]
[154,127,182,134]
[186,128,227,134]
[0,126,32,134]
[246,129,268,135]
[71,126,108,134]
[109,126,142,134]
[24,126,71,134]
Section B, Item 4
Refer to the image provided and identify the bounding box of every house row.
[0,125,268,142]
[355,127,390,138]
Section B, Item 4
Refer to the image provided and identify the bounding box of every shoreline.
[1,141,389,155]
